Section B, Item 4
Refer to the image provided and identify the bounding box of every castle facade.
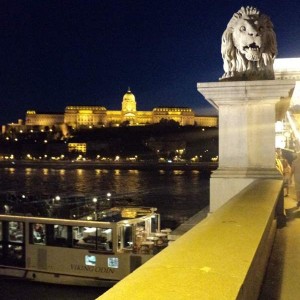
[24,89,218,129]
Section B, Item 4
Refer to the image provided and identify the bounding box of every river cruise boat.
[0,206,168,287]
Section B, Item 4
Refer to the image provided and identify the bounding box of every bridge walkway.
[259,184,300,300]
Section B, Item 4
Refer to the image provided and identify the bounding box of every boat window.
[46,224,69,247]
[1,221,25,267]
[119,225,133,251]
[96,228,112,251]
[73,226,97,250]
[8,221,23,243]
[151,215,160,232]
[73,226,113,251]
[30,223,46,245]
[6,244,24,266]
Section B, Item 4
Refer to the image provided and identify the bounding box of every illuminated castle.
[24,88,217,128]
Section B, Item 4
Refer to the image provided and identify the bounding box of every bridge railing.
[98,179,283,300]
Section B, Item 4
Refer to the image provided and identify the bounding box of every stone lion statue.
[220,6,277,81]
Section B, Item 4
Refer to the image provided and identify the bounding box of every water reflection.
[7,168,15,174]
[25,168,32,175]
[59,169,65,176]
[0,167,209,226]
[42,168,49,175]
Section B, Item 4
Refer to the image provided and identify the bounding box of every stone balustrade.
[97,179,283,299]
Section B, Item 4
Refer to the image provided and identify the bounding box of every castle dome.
[123,87,136,102]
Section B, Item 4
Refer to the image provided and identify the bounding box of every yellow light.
[79,110,93,114]
[168,111,181,115]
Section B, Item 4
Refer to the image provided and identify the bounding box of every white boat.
[0,206,168,287]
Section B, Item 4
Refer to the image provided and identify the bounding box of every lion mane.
[220,6,277,81]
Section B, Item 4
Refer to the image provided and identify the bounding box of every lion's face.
[232,17,264,61]
[220,6,277,81]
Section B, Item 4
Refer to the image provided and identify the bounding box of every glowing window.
[8,221,24,243]
[31,223,46,245]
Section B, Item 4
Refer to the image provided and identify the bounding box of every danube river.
[0,166,210,299]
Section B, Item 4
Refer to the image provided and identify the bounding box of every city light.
[92,197,98,220]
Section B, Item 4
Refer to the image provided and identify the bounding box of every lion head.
[220,6,277,81]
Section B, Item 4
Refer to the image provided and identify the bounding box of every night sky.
[1,0,299,125]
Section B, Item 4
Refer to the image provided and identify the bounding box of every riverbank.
[0,160,218,172]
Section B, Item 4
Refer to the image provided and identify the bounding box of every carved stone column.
[198,80,295,212]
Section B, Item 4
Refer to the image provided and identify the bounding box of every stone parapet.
[97,179,282,300]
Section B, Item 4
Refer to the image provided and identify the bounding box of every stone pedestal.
[198,80,295,212]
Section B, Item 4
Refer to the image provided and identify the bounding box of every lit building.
[68,143,87,153]
[26,110,64,127]
[22,88,217,129]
